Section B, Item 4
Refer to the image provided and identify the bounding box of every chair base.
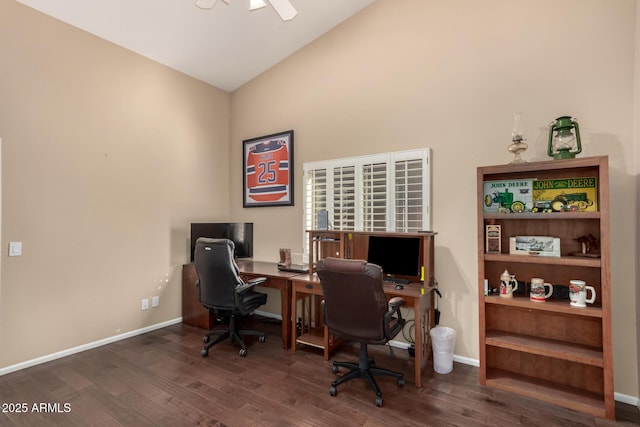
[329,343,404,407]
[201,313,265,357]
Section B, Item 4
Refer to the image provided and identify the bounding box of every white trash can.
[430,326,456,374]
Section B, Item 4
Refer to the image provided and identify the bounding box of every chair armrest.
[388,296,405,311]
[384,297,406,337]
[236,276,267,294]
[247,277,268,286]
[387,297,405,318]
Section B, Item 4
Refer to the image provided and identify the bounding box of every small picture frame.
[509,236,561,257]
[485,224,501,254]
[317,210,328,230]
[243,130,294,207]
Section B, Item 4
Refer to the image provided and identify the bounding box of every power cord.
[402,319,416,358]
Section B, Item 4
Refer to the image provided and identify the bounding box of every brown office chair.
[317,257,406,407]
[194,237,268,357]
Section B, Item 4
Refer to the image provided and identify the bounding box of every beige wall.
[230,0,639,398]
[0,1,231,366]
[1,0,638,402]
[635,0,640,402]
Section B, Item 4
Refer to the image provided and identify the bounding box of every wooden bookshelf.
[477,156,614,419]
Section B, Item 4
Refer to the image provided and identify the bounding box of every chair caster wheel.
[332,364,339,374]
[239,348,248,357]
[203,336,210,343]
[259,335,266,343]
[201,349,209,357]
[329,386,337,397]
[375,396,383,407]
[397,376,405,387]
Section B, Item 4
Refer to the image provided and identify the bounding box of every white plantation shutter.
[303,149,430,257]
[362,162,387,232]
[333,165,356,230]
[303,168,327,230]
[395,158,424,232]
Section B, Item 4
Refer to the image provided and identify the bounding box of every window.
[303,149,430,256]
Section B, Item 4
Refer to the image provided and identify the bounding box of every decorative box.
[485,224,501,254]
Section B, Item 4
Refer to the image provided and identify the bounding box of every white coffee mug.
[569,280,596,308]
[530,278,553,302]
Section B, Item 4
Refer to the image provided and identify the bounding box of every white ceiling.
[16,0,376,92]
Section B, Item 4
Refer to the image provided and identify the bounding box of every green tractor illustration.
[549,192,594,212]
[484,188,526,213]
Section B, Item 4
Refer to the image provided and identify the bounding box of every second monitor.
[366,235,421,282]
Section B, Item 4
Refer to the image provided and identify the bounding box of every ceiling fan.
[195,0,298,22]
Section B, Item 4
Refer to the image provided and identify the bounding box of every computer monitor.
[190,222,253,261]
[367,235,421,280]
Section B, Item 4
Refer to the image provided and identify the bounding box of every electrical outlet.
[141,298,149,310]
[152,296,160,308]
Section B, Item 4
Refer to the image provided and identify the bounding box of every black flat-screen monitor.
[190,222,253,261]
[367,235,421,279]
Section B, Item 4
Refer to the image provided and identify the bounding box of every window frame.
[302,148,431,258]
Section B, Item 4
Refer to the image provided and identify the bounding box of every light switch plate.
[8,242,22,256]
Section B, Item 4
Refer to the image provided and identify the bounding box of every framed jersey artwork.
[243,130,294,207]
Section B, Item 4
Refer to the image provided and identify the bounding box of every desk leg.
[413,303,423,388]
[280,281,292,350]
[413,291,432,388]
[291,286,298,352]
[413,291,434,388]
[323,325,330,360]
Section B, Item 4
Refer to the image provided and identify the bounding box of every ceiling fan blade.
[268,0,297,21]
[195,0,219,10]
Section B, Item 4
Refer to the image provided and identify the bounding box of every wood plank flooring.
[1,319,638,426]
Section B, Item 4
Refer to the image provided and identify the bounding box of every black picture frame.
[242,130,294,207]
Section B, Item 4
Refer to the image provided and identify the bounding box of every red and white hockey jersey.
[246,139,290,203]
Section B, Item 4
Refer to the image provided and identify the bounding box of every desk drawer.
[294,281,322,295]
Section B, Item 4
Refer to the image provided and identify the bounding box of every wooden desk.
[290,273,435,388]
[182,263,213,329]
[181,261,297,350]
[235,260,298,350]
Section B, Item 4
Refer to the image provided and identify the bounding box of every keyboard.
[277,264,310,274]
[383,277,411,284]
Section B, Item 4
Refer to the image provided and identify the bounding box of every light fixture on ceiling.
[249,0,267,11]
[195,0,298,22]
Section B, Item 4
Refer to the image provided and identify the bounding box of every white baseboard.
[254,309,282,320]
[387,347,637,405]
[0,317,182,377]
[452,354,480,367]
[3,317,638,407]
[614,391,640,407]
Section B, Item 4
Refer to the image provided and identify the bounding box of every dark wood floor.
[1,319,638,426]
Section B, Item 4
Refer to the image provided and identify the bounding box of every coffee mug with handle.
[530,277,553,302]
[569,279,596,308]
[499,269,518,298]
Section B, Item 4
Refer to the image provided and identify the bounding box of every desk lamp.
[548,116,582,160]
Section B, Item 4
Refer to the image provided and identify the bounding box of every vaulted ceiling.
[16,0,376,92]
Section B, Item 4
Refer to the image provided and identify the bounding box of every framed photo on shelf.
[243,130,294,208]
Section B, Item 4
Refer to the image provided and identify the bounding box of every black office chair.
[317,257,406,407]
[194,237,268,357]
